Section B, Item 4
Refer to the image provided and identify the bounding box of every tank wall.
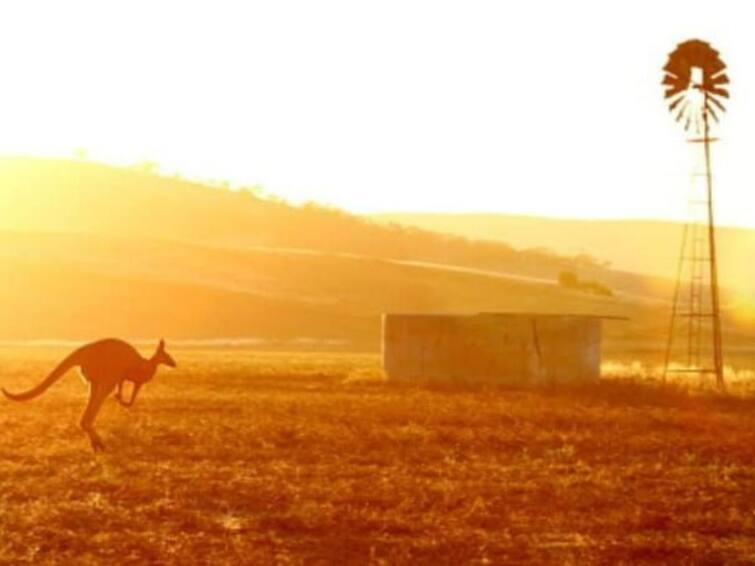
[382,314,601,383]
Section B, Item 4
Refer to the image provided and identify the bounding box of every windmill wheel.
[662,39,729,133]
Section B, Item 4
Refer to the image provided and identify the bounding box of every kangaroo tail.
[2,349,81,402]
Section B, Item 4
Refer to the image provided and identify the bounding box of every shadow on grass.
[178,363,755,415]
[381,375,755,413]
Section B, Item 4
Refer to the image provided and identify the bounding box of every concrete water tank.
[382,313,605,383]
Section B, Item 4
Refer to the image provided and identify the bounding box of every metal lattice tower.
[662,39,728,389]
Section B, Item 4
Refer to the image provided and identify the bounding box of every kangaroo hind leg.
[80,384,110,453]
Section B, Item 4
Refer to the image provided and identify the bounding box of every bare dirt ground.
[0,348,754,564]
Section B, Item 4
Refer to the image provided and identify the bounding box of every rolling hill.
[0,157,664,297]
[373,213,755,295]
[0,230,649,352]
[0,156,751,360]
[0,157,594,277]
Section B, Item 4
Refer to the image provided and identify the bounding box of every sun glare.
[0,3,749,225]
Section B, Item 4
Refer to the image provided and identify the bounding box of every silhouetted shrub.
[558,270,613,297]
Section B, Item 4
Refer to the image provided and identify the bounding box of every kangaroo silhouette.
[2,338,176,452]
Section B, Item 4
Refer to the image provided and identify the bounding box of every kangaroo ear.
[158,339,166,351]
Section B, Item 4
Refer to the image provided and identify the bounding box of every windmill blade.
[662,75,680,89]
[706,58,726,76]
[663,79,687,98]
[675,99,690,123]
[708,95,726,113]
[668,94,685,112]
[710,72,729,85]
[706,104,720,123]
[663,60,690,79]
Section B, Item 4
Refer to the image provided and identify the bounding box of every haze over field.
[1,2,754,226]
[0,156,752,362]
[374,213,755,294]
[0,157,641,348]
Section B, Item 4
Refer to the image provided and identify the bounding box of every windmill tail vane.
[661,39,727,389]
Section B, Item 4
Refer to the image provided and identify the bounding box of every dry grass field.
[1,348,754,564]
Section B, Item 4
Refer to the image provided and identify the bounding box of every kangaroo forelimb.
[116,380,142,408]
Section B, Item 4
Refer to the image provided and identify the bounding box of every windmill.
[662,39,729,389]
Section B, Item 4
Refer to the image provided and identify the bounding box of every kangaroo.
[2,338,176,452]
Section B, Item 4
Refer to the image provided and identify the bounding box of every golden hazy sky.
[0,1,753,226]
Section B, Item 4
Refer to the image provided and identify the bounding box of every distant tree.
[558,270,579,288]
[132,160,160,174]
[73,147,89,160]
[247,184,265,197]
[558,270,613,297]
[587,282,614,297]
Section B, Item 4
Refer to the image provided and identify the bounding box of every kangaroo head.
[153,339,177,368]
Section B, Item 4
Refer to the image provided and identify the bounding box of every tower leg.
[702,95,725,390]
